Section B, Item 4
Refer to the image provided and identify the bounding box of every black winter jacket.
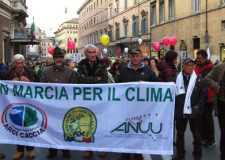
[175,72,208,119]
[77,57,108,84]
[119,62,158,82]
[3,67,40,82]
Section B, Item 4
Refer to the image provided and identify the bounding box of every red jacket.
[194,60,214,103]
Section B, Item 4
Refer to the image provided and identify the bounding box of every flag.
[207,48,211,59]
[31,17,36,41]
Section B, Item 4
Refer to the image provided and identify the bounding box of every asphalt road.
[0,116,220,160]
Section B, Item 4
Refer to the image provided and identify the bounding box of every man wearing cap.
[119,48,158,83]
[119,48,158,160]
[41,47,78,159]
[173,58,208,160]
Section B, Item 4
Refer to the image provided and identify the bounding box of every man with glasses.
[194,50,215,148]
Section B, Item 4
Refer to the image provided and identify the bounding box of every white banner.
[0,81,175,155]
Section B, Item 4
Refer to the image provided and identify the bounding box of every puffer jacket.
[77,57,108,84]
[194,60,214,103]
[157,60,177,82]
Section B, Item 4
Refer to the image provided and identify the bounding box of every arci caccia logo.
[1,103,47,138]
[63,107,97,143]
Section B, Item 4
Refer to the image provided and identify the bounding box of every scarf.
[176,71,197,114]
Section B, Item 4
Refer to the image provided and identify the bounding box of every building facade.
[150,0,225,62]
[37,30,54,58]
[0,0,39,63]
[55,18,79,54]
[107,0,151,57]
[76,0,225,61]
[77,0,108,55]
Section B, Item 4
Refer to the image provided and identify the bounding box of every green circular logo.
[63,107,97,143]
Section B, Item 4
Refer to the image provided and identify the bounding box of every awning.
[11,39,40,45]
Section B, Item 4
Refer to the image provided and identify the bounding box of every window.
[96,14,99,23]
[101,12,103,22]
[108,30,112,41]
[104,29,107,34]
[223,0,225,4]
[74,38,77,43]
[124,24,128,37]
[159,1,165,23]
[125,0,128,9]
[109,5,113,18]
[94,16,96,24]
[132,21,138,36]
[105,9,108,20]
[193,0,200,12]
[100,30,103,36]
[116,27,120,40]
[222,21,225,31]
[169,0,175,19]
[116,1,119,14]
[151,4,156,25]
[134,0,137,5]
[141,18,147,34]
[97,0,98,7]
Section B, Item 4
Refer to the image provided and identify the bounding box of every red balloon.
[163,37,170,46]
[68,40,75,51]
[153,42,160,51]
[48,47,54,55]
[170,36,177,46]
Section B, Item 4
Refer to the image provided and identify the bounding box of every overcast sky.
[26,0,85,37]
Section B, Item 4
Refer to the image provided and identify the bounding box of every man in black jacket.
[77,44,108,158]
[3,54,40,160]
[119,48,158,160]
[173,58,208,160]
[119,48,158,83]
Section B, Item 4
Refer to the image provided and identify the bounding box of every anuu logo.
[111,122,162,134]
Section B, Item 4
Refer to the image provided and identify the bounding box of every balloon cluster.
[47,41,76,55]
[153,36,177,51]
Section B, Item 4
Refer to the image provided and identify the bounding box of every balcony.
[10,1,28,17]
[0,0,10,6]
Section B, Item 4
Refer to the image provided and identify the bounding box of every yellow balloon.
[100,34,110,46]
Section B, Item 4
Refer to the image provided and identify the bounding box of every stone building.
[77,0,108,55]
[0,0,39,63]
[76,0,225,61]
[55,18,79,54]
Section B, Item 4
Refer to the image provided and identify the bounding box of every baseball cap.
[183,57,195,64]
[130,48,142,54]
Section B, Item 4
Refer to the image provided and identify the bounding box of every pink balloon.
[170,36,177,46]
[48,47,54,55]
[163,37,170,46]
[153,42,160,51]
[68,40,75,51]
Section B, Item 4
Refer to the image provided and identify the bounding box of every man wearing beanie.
[41,47,78,159]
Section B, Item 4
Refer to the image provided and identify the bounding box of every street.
[0,116,220,160]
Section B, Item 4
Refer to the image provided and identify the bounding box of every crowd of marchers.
[0,44,224,160]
